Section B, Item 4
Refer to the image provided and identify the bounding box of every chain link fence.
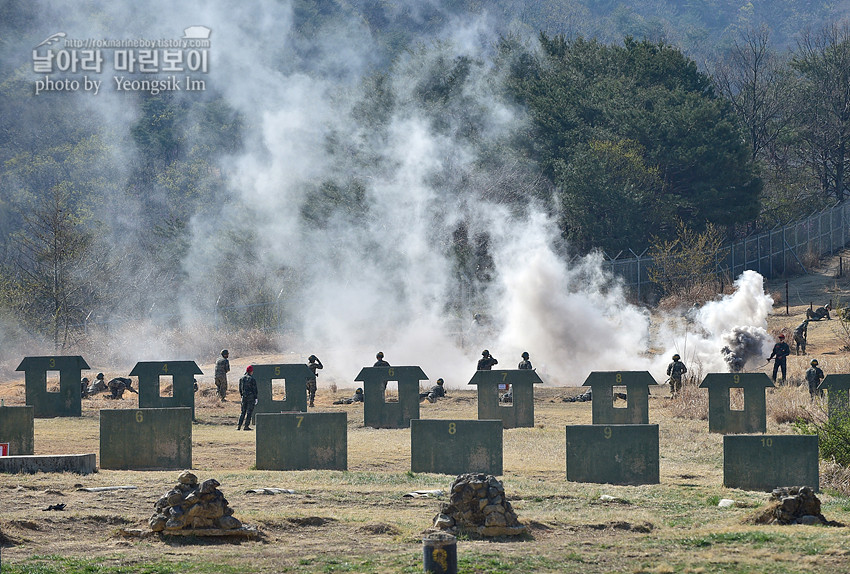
[605,201,850,301]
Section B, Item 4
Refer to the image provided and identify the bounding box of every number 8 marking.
[615,373,622,383]
[448,422,456,435]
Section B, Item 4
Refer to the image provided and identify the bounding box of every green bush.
[794,410,850,466]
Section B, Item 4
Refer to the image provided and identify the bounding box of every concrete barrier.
[723,435,819,491]
[566,424,659,485]
[410,419,503,475]
[0,405,34,455]
[700,373,773,434]
[17,355,89,418]
[100,407,192,470]
[468,370,542,428]
[0,453,96,474]
[256,412,347,470]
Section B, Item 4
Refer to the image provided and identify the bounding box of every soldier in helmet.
[518,352,532,370]
[793,319,809,355]
[767,334,791,384]
[807,303,831,321]
[80,377,90,398]
[805,359,825,399]
[306,354,323,407]
[420,378,447,403]
[373,352,389,367]
[237,365,258,431]
[107,377,137,399]
[87,373,107,395]
[334,388,364,404]
[477,350,498,371]
[215,349,230,401]
[666,354,687,396]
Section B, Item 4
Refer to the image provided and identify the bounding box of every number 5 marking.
[274,366,281,376]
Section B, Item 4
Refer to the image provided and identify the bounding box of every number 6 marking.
[135,411,144,423]
[388,368,394,377]
[448,422,456,435]
[297,416,304,428]
[604,427,612,439]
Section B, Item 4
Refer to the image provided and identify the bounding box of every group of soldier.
[80,372,137,400]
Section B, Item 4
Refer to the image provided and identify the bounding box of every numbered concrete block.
[99,407,192,470]
[16,356,89,418]
[252,364,311,422]
[468,370,542,428]
[355,366,427,429]
[410,419,503,475]
[566,424,659,485]
[0,406,34,455]
[723,435,819,491]
[818,374,850,421]
[130,361,202,419]
[700,373,773,434]
[255,412,347,471]
[582,371,660,425]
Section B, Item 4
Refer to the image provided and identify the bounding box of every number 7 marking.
[297,416,304,428]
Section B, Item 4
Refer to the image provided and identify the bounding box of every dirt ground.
[2,255,850,572]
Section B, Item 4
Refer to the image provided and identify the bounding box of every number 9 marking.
[448,422,456,435]
[135,411,144,423]
[615,373,622,383]
[604,427,612,439]
[734,374,740,384]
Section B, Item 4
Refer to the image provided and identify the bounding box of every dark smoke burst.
[720,325,770,373]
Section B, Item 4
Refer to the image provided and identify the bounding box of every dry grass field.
[3,255,850,573]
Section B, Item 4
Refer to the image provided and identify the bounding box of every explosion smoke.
[720,325,772,372]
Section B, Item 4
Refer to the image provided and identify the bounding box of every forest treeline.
[3,1,850,349]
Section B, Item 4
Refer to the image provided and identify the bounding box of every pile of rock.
[149,471,242,533]
[432,473,526,537]
[751,486,832,526]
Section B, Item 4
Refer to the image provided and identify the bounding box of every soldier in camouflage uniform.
[666,354,687,396]
[215,349,230,401]
[333,388,364,404]
[373,352,389,367]
[107,377,138,399]
[237,365,258,431]
[477,350,498,370]
[420,378,447,403]
[306,354,323,407]
[87,373,108,395]
[793,320,809,355]
[805,359,825,399]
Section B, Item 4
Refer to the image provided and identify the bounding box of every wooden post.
[786,281,789,316]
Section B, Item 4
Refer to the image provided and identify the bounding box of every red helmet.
[778,334,785,339]
[246,365,253,373]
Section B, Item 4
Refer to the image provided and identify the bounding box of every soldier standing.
[477,350,498,370]
[518,352,532,370]
[306,354,323,407]
[793,320,809,355]
[666,354,687,396]
[373,352,389,367]
[805,359,825,399]
[767,334,791,384]
[237,365,258,431]
[215,349,230,401]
